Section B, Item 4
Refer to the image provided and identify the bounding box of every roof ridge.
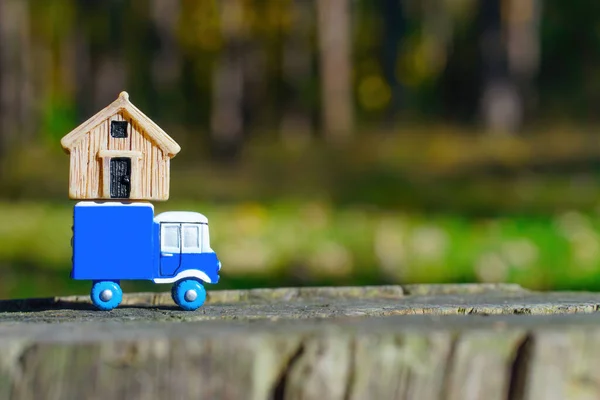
[60,91,180,157]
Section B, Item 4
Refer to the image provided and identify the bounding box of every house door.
[110,158,131,198]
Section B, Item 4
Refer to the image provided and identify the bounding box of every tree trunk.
[150,0,182,118]
[70,3,94,122]
[0,0,33,160]
[92,0,126,109]
[316,0,353,142]
[505,0,542,125]
[478,0,522,135]
[3,284,600,399]
[281,0,314,147]
[380,0,405,125]
[211,0,245,159]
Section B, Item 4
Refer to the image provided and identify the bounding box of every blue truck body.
[71,201,221,310]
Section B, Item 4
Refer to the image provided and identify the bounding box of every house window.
[111,120,128,138]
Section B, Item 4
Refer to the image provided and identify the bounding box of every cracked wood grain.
[1,284,600,399]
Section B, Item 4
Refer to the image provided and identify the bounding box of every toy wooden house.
[60,92,180,201]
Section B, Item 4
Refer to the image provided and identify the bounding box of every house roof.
[60,91,181,157]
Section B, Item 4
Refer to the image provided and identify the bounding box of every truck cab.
[154,211,221,285]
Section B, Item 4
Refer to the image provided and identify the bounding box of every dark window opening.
[111,120,128,138]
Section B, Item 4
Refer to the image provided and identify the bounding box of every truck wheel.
[90,281,123,311]
[170,284,178,304]
[172,279,206,311]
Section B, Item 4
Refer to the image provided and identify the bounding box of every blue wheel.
[90,281,123,311]
[172,279,206,311]
[171,284,177,304]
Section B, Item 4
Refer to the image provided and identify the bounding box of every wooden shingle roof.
[60,91,181,157]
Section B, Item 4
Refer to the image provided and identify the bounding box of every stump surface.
[1,284,600,400]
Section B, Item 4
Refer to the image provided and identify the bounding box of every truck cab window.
[183,225,201,250]
[162,224,180,250]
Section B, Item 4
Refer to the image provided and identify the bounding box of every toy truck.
[71,201,221,311]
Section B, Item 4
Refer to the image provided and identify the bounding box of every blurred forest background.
[1,0,600,299]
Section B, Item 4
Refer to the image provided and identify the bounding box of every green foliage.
[41,94,78,145]
[2,201,600,299]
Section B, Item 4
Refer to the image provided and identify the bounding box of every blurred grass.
[4,129,600,297]
[2,199,600,299]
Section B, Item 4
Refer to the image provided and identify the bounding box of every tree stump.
[1,283,600,399]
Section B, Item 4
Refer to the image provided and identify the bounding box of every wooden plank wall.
[68,111,170,200]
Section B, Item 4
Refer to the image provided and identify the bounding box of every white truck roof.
[75,201,154,209]
[154,211,208,224]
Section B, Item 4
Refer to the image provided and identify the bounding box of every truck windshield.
[182,224,201,251]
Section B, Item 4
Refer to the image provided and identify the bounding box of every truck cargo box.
[71,202,157,280]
